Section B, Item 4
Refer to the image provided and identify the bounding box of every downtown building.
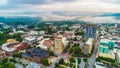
[98,37,116,59]
[22,47,49,63]
[84,25,97,40]
[54,34,64,55]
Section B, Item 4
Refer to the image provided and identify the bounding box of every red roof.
[15,43,27,52]
[63,33,73,37]
[0,53,4,56]
[43,40,53,46]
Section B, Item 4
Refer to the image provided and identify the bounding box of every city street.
[79,58,85,68]
[49,56,62,68]
[88,36,100,68]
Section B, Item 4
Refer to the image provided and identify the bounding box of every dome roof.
[6,39,17,44]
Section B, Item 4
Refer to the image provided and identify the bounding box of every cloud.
[34,0,120,13]
[7,0,76,5]
[0,0,120,18]
[79,16,120,23]
[7,0,50,5]
[0,0,7,5]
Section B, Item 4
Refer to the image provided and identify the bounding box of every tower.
[54,34,64,55]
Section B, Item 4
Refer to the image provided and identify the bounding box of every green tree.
[0,65,3,68]
[69,48,73,54]
[64,44,70,53]
[9,58,16,63]
[83,58,88,62]
[69,57,75,63]
[59,58,64,64]
[55,63,58,67]
[78,58,81,64]
[3,62,15,68]
[41,58,49,66]
[12,52,23,58]
[1,58,8,64]
[49,51,54,56]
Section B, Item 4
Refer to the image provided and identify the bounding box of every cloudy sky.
[0,0,120,23]
[0,0,120,16]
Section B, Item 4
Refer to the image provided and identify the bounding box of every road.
[79,58,85,68]
[49,56,62,68]
[87,38,100,68]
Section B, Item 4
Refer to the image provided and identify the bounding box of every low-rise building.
[37,38,54,51]
[23,36,37,45]
[48,56,57,64]
[63,31,74,40]
[39,31,45,35]
[0,50,6,60]
[29,31,39,36]
[22,47,49,63]
[1,39,27,56]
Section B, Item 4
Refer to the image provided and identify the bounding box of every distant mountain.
[111,13,120,17]
[101,13,120,17]
[0,16,42,26]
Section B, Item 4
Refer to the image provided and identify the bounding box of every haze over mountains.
[0,13,120,24]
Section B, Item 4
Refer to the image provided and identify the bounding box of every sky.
[0,0,120,23]
[0,0,120,16]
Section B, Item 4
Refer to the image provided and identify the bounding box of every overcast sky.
[0,0,120,16]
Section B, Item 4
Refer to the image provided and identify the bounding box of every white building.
[62,37,69,47]
[29,31,39,36]
[39,31,45,35]
[37,38,53,50]
[23,36,37,45]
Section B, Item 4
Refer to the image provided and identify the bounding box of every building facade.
[54,34,64,55]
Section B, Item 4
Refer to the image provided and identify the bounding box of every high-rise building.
[83,38,94,55]
[98,38,115,59]
[84,25,97,40]
[54,34,64,55]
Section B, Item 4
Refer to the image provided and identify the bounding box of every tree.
[2,58,8,64]
[83,58,88,62]
[8,63,16,68]
[73,47,81,54]
[3,62,15,68]
[78,58,81,64]
[9,58,16,63]
[69,48,73,54]
[49,51,54,56]
[26,45,32,49]
[59,58,64,64]
[55,63,58,67]
[41,58,49,66]
[12,52,23,58]
[0,65,3,68]
[69,57,75,63]
[72,44,81,57]
[63,44,70,53]
[28,25,35,29]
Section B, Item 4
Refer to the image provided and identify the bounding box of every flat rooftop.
[23,47,49,58]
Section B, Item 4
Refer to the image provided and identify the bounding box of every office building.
[54,34,64,55]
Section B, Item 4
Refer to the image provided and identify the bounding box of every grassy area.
[96,56,119,67]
